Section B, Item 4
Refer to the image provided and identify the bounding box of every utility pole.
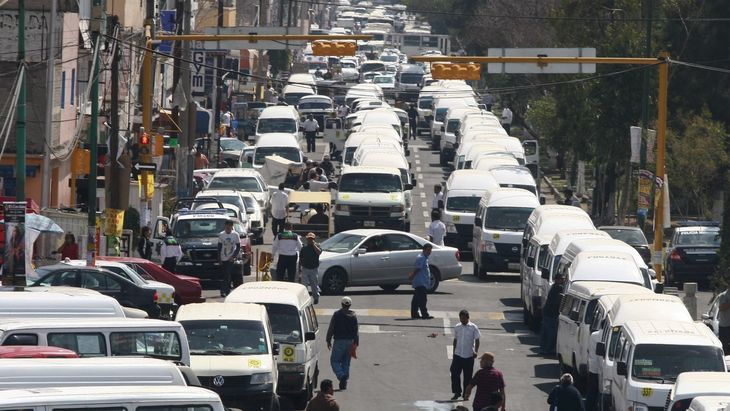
[638,0,653,231]
[213,0,225,165]
[87,0,104,265]
[41,0,57,208]
[106,17,129,213]
[16,0,26,201]
[181,0,195,197]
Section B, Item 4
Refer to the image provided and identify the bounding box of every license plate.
[363,221,375,227]
[508,263,521,270]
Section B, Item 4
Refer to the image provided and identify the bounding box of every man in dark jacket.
[540,273,566,356]
[326,296,359,390]
[548,373,585,411]
[407,104,418,140]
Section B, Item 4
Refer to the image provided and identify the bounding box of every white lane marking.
[447,345,453,360]
[420,192,426,198]
[418,183,424,189]
[443,317,452,335]
[423,211,429,218]
[421,201,428,208]
[418,174,423,179]
[359,325,399,334]
[424,222,429,229]
[416,166,422,172]
[415,159,421,164]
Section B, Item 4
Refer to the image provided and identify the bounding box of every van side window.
[48,333,105,357]
[559,295,573,316]
[306,305,319,331]
[537,246,550,269]
[527,242,537,261]
[590,306,604,332]
[110,332,182,360]
[619,341,631,363]
[569,298,582,319]
[576,300,587,321]
[584,300,599,325]
[2,333,38,346]
[614,333,627,361]
[608,329,622,360]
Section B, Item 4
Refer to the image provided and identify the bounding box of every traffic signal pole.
[412,54,669,282]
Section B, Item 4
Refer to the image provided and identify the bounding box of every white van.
[687,396,730,411]
[226,281,319,408]
[459,141,510,170]
[0,290,126,318]
[251,133,304,169]
[351,138,405,161]
[282,84,315,106]
[556,282,653,383]
[255,106,300,142]
[489,165,539,197]
[472,188,540,279]
[666,372,730,410]
[176,302,280,410]
[0,357,188,389]
[443,170,500,252]
[440,107,482,165]
[608,321,725,411]
[593,294,694,409]
[567,251,652,289]
[0,386,225,411]
[431,97,476,149]
[471,153,520,171]
[354,150,414,223]
[342,132,389,165]
[522,205,595,251]
[0,318,190,365]
[333,166,411,232]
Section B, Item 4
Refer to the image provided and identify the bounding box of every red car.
[98,257,205,305]
[0,346,79,358]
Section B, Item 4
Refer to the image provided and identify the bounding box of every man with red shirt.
[464,352,506,411]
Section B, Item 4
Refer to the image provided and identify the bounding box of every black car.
[598,226,652,264]
[32,265,160,318]
[664,225,721,286]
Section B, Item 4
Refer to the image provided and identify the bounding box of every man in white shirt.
[272,223,303,282]
[501,106,513,134]
[303,115,320,153]
[427,210,446,246]
[217,220,241,297]
[451,309,481,400]
[432,184,444,211]
[221,110,232,136]
[270,183,289,236]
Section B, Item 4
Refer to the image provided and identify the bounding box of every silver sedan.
[316,229,463,294]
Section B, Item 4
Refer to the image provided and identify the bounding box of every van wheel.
[322,268,347,295]
[427,266,441,293]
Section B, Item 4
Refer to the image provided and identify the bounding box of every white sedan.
[317,229,463,294]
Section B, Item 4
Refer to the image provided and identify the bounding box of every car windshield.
[485,207,535,230]
[446,196,480,213]
[321,233,366,253]
[257,118,297,134]
[499,184,537,196]
[242,196,257,211]
[339,173,402,192]
[435,108,449,122]
[208,176,262,192]
[220,139,246,151]
[174,219,227,238]
[194,196,244,213]
[373,76,393,84]
[254,147,301,165]
[298,101,332,110]
[631,344,724,382]
[182,320,269,356]
[284,93,311,106]
[261,303,301,343]
[380,55,398,62]
[676,231,721,246]
[362,63,385,72]
[127,264,155,281]
[399,73,423,85]
[446,120,460,133]
[308,62,327,70]
[603,228,648,245]
[418,98,433,109]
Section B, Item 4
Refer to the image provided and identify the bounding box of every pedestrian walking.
[303,114,320,153]
[409,244,434,319]
[218,220,241,297]
[137,227,153,260]
[540,272,565,356]
[548,373,585,411]
[407,104,419,140]
[428,210,447,246]
[193,149,209,169]
[717,283,730,353]
[432,184,444,211]
[450,309,481,400]
[221,109,232,137]
[272,223,302,282]
[270,183,289,235]
[482,92,494,111]
[464,352,506,411]
[326,296,359,390]
[160,229,183,273]
[305,379,340,411]
[320,154,335,178]
[300,232,322,304]
[500,106,513,134]
[337,104,349,121]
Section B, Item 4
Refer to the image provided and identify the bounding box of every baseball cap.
[341,296,352,306]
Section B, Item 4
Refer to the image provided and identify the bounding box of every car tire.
[427,266,441,293]
[379,284,400,292]
[322,268,347,295]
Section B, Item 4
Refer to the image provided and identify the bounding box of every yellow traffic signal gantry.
[431,63,482,80]
[311,40,357,57]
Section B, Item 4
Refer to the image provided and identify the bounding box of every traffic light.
[431,63,482,80]
[139,128,151,161]
[311,40,357,56]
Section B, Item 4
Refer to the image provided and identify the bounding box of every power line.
[669,59,730,74]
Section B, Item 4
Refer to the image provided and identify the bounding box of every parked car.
[97,256,204,305]
[0,346,79,358]
[665,225,721,286]
[317,229,462,294]
[218,137,248,168]
[599,225,651,264]
[31,264,160,318]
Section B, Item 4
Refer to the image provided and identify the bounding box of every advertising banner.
[2,202,26,286]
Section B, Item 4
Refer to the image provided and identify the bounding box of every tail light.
[670,249,682,262]
[153,291,159,302]
[455,250,461,261]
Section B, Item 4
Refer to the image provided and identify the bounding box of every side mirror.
[404,183,414,191]
[649,269,657,279]
[701,313,711,320]
[474,217,482,227]
[272,342,280,356]
[539,196,546,205]
[356,248,367,255]
[526,256,535,267]
[654,283,664,294]
[541,268,550,280]
[305,331,316,341]
[616,361,627,376]
[440,125,445,132]
[595,342,606,357]
[455,130,460,137]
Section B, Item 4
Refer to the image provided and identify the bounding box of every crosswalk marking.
[315,308,505,321]
[421,201,428,208]
[420,192,426,198]
[446,345,453,360]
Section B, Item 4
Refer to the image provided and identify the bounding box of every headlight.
[279,363,305,373]
[628,402,649,411]
[446,222,457,233]
[480,241,497,253]
[390,205,404,213]
[250,372,273,385]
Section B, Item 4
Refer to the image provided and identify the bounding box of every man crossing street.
[272,223,302,282]
[326,296,359,390]
[303,114,320,153]
[450,309,481,400]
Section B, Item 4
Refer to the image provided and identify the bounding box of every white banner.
[630,126,641,163]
